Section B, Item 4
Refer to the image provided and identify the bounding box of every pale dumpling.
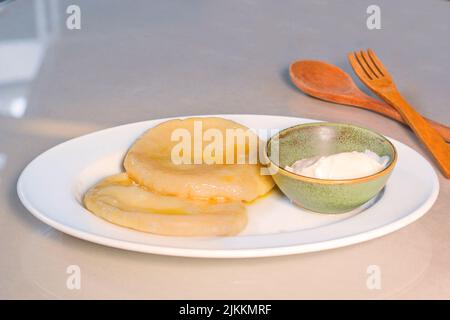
[123,117,274,202]
[83,173,247,236]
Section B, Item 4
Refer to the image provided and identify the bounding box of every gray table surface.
[0,0,449,299]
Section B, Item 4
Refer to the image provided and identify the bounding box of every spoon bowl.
[290,60,358,97]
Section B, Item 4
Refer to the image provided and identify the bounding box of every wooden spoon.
[289,60,450,142]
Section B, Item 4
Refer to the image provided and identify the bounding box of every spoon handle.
[353,95,450,142]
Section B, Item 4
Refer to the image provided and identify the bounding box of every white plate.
[17,115,439,258]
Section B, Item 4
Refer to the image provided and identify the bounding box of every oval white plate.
[17,115,439,258]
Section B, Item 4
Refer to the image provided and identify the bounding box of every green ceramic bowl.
[265,122,397,214]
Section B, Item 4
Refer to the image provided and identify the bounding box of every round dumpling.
[84,173,247,236]
[123,117,274,201]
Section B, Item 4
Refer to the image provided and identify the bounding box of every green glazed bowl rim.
[265,122,398,185]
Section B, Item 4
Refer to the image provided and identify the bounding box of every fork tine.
[360,50,381,78]
[355,51,377,79]
[348,52,372,80]
[367,49,386,77]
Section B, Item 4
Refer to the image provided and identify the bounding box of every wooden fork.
[348,49,450,178]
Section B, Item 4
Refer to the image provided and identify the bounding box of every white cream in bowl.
[285,150,390,180]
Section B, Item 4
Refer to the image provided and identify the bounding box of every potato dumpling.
[124,117,274,201]
[84,173,247,236]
